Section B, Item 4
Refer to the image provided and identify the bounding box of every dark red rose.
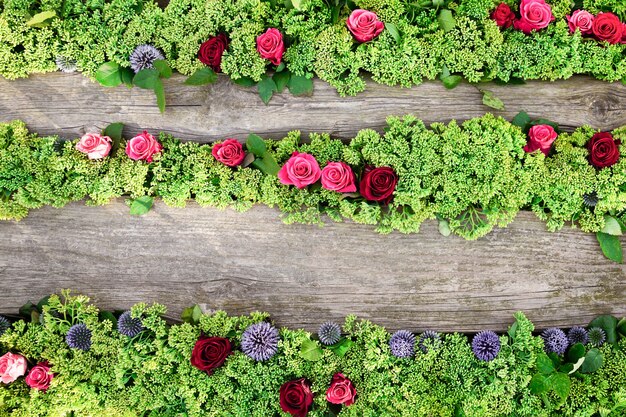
[25,362,53,391]
[491,3,516,29]
[190,336,232,375]
[592,12,623,44]
[198,34,229,72]
[359,166,398,204]
[279,378,313,417]
[587,132,621,168]
[326,373,356,406]
[212,139,245,167]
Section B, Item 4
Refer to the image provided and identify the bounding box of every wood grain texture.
[0,201,624,332]
[1,73,626,142]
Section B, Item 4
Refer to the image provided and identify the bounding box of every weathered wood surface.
[1,74,626,142]
[0,201,624,332]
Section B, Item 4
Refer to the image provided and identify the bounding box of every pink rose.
[0,353,27,384]
[25,362,53,391]
[321,162,357,193]
[278,152,322,189]
[212,139,245,167]
[346,9,384,43]
[256,28,284,66]
[513,0,555,34]
[567,10,594,35]
[125,131,162,162]
[523,124,558,156]
[76,133,112,160]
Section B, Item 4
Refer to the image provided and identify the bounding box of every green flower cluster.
[2,114,626,240]
[0,292,625,416]
[1,0,626,94]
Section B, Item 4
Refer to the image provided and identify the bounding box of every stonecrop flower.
[318,321,341,346]
[241,322,280,361]
[66,323,92,351]
[117,311,145,338]
[389,330,415,358]
[541,328,568,355]
[472,331,500,361]
[129,44,165,73]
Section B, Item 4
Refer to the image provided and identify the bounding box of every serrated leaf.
[567,343,585,363]
[385,22,401,43]
[536,353,555,375]
[153,60,172,79]
[287,75,313,96]
[511,111,531,130]
[133,69,160,90]
[596,232,623,263]
[184,67,218,86]
[300,339,323,361]
[442,75,462,89]
[258,75,277,105]
[273,71,290,93]
[103,122,124,153]
[130,196,154,216]
[154,79,166,113]
[26,10,56,27]
[548,372,570,401]
[482,90,505,110]
[246,134,267,156]
[233,77,257,87]
[589,315,619,344]
[438,219,451,236]
[327,338,353,357]
[602,215,622,236]
[529,373,549,394]
[95,62,122,87]
[437,9,456,32]
[581,348,603,373]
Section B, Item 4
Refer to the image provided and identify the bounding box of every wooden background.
[0,73,625,332]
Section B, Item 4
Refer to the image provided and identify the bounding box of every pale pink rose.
[76,133,112,160]
[0,353,27,384]
[523,124,558,156]
[125,131,162,162]
[513,0,555,34]
[346,9,384,43]
[278,152,322,189]
[321,162,357,193]
[567,10,594,35]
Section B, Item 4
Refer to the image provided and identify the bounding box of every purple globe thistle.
[241,322,279,361]
[588,327,606,347]
[418,330,441,353]
[318,322,341,346]
[117,311,144,338]
[129,44,164,73]
[0,315,10,336]
[55,55,77,73]
[472,331,500,362]
[541,328,568,355]
[567,326,589,346]
[389,330,415,358]
[66,323,92,351]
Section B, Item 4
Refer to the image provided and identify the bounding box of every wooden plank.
[0,201,624,332]
[0,74,625,142]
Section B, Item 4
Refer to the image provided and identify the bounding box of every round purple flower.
[567,326,589,346]
[117,311,144,338]
[389,330,415,358]
[318,322,341,346]
[241,322,279,361]
[0,315,10,336]
[418,330,441,353]
[472,331,500,362]
[66,323,92,351]
[129,44,165,73]
[541,328,568,355]
[588,327,606,347]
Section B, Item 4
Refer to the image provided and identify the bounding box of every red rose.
[279,378,313,417]
[190,336,232,375]
[587,132,621,168]
[346,9,384,43]
[491,3,516,29]
[256,28,284,66]
[513,0,554,34]
[359,166,398,204]
[326,373,356,406]
[592,12,623,44]
[622,22,626,43]
[212,139,245,167]
[25,362,53,391]
[321,162,357,193]
[198,34,228,73]
[523,124,558,156]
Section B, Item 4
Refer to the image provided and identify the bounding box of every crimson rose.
[190,336,232,375]
[592,12,623,44]
[491,3,516,29]
[212,139,245,167]
[279,378,313,417]
[587,132,621,168]
[198,34,228,72]
[359,166,398,204]
[326,373,356,406]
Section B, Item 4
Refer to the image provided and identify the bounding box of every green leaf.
[153,60,172,79]
[184,67,218,86]
[133,69,160,90]
[596,232,623,263]
[589,315,619,344]
[36,295,51,312]
[536,353,555,375]
[511,111,531,130]
[273,71,291,93]
[291,0,305,10]
[507,320,518,340]
[385,22,401,43]
[95,62,123,87]
[181,305,203,324]
[103,122,124,153]
[529,373,549,394]
[130,196,154,216]
[26,10,56,27]
[120,67,134,88]
[566,343,585,363]
[481,90,505,110]
[568,356,585,374]
[233,77,257,87]
[548,372,570,401]
[154,79,166,114]
[602,215,622,236]
[246,134,267,156]
[494,77,526,86]
[442,75,462,89]
[275,62,286,72]
[437,9,456,32]
[258,75,277,105]
[581,348,603,373]
[327,338,353,357]
[19,302,35,319]
[300,339,323,361]
[618,317,626,338]
[287,75,314,96]
[438,219,451,236]
[251,157,280,176]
